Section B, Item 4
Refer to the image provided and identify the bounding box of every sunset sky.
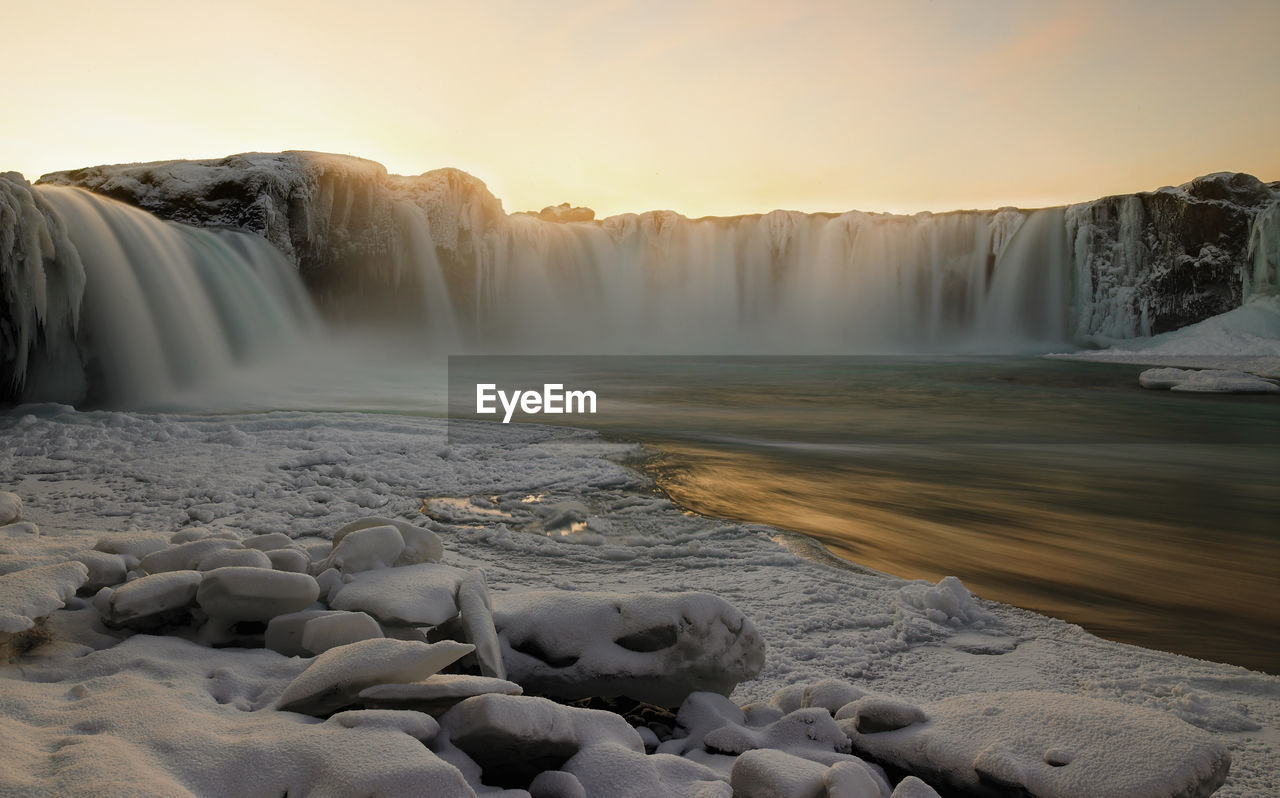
[6,0,1278,218]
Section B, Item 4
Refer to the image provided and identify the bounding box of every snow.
[1137,368,1279,393]
[100,570,201,627]
[299,610,383,654]
[0,491,23,525]
[0,408,1276,795]
[329,562,466,625]
[0,561,87,636]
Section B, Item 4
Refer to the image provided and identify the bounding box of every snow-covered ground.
[0,407,1275,795]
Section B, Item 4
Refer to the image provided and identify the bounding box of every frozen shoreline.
[0,407,1277,795]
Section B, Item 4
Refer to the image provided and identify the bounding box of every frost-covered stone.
[836,695,928,733]
[318,523,404,573]
[457,569,505,679]
[889,777,941,798]
[265,609,345,657]
[300,610,383,654]
[101,570,201,627]
[277,638,473,716]
[0,491,23,525]
[730,748,827,798]
[140,538,242,574]
[196,547,273,571]
[330,562,465,626]
[564,742,731,798]
[267,547,310,573]
[242,532,295,551]
[360,674,522,715]
[92,533,171,570]
[196,567,319,622]
[841,691,1231,798]
[437,694,644,788]
[71,549,128,593]
[324,708,440,742]
[333,516,444,565]
[0,561,88,637]
[492,590,764,707]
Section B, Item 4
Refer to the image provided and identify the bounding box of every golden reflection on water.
[647,441,1280,672]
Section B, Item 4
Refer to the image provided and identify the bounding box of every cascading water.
[21,187,319,405]
[431,205,1072,353]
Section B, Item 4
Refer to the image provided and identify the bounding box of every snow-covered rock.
[140,538,242,574]
[0,492,23,525]
[242,532,295,551]
[299,610,383,654]
[266,547,311,573]
[359,673,523,715]
[195,566,319,622]
[0,561,88,640]
[333,516,444,565]
[265,609,346,657]
[492,590,764,707]
[456,569,505,679]
[317,523,404,573]
[196,546,273,571]
[564,742,731,797]
[70,550,128,594]
[730,748,827,798]
[841,691,1231,798]
[277,638,474,716]
[329,562,466,626]
[99,569,201,628]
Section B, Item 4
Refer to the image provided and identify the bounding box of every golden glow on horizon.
[5,0,1279,218]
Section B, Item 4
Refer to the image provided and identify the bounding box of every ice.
[841,691,1231,798]
[330,562,466,626]
[299,610,383,654]
[195,566,320,622]
[1137,367,1279,393]
[98,569,201,627]
[0,491,23,525]
[492,590,765,707]
[276,638,474,716]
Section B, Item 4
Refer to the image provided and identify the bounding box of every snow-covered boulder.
[140,538,242,574]
[242,532,295,551]
[92,532,170,566]
[266,547,310,573]
[332,516,444,565]
[330,562,466,626]
[317,523,404,573]
[836,695,928,733]
[0,491,23,525]
[70,549,128,594]
[300,610,383,654]
[196,547,273,571]
[277,638,474,716]
[0,561,88,646]
[435,694,645,789]
[456,569,504,679]
[841,691,1231,798]
[98,569,201,628]
[492,590,765,707]
[564,742,730,797]
[265,609,345,657]
[196,566,319,622]
[889,777,941,798]
[729,749,827,798]
[359,674,523,715]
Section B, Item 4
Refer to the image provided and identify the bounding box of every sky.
[5,0,1278,218]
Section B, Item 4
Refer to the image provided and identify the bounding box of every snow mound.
[196,566,320,622]
[842,690,1231,798]
[329,562,466,625]
[99,570,201,628]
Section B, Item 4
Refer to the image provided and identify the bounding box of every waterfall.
[418,206,1071,353]
[15,187,319,405]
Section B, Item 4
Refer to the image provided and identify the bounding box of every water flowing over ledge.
[2,153,1278,404]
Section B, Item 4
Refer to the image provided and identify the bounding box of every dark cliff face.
[1067,173,1279,338]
